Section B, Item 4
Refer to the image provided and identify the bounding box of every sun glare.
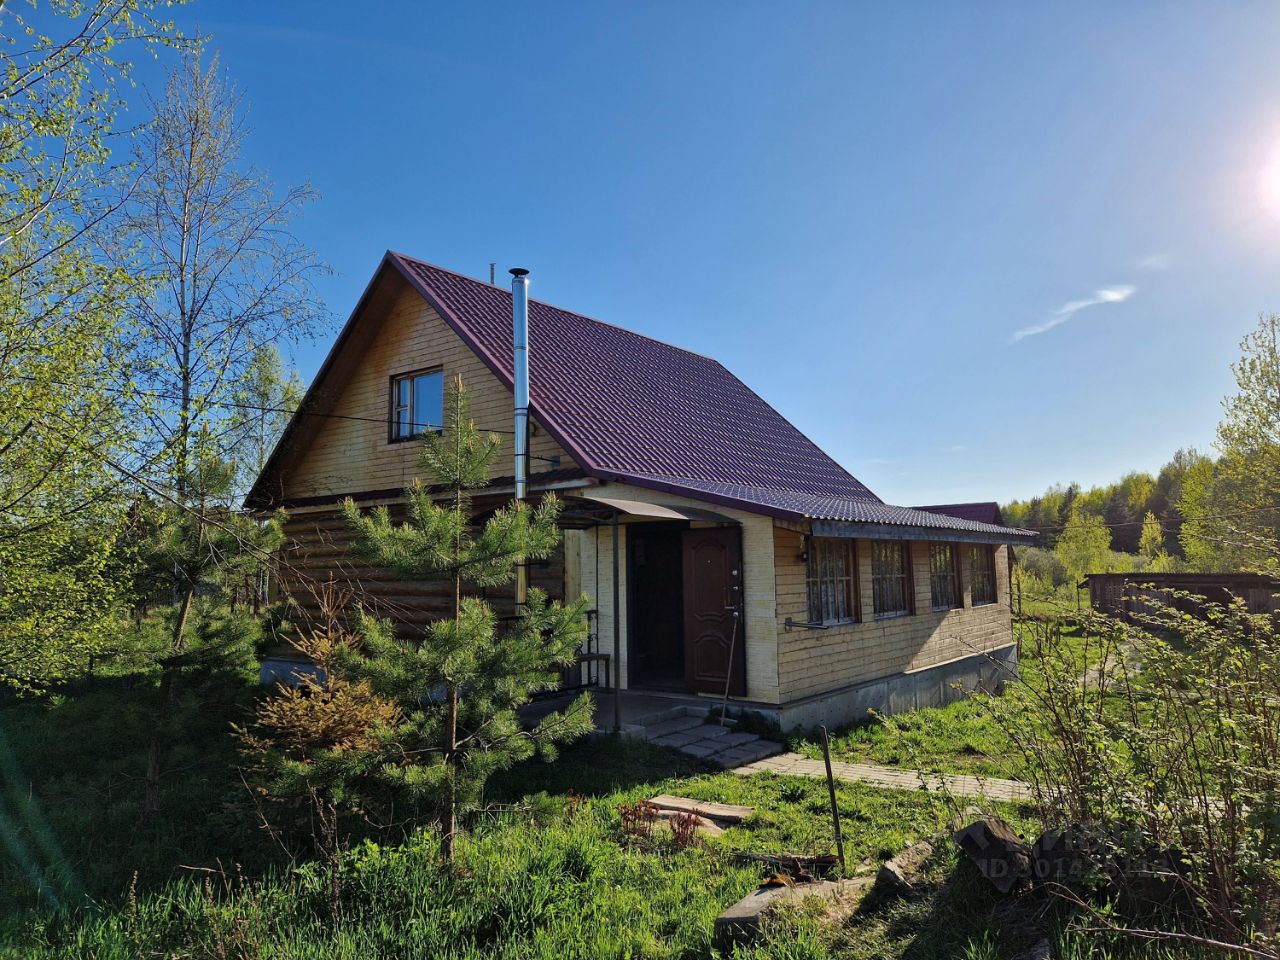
[1261,146,1280,217]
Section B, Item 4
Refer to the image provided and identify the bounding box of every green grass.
[0,606,1221,959]
[6,732,1037,959]
[0,663,272,916]
[788,696,1024,781]
[5,737,1209,959]
[785,608,1109,783]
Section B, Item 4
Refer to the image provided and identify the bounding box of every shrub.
[991,599,1280,957]
[1015,547,1068,589]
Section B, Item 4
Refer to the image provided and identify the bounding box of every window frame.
[388,367,444,443]
[928,542,963,611]
[969,544,998,606]
[805,537,860,626]
[871,540,914,619]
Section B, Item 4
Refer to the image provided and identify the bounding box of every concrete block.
[715,879,872,947]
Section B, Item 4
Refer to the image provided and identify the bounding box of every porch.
[522,687,784,767]
[557,490,752,702]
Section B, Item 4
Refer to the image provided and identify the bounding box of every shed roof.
[247,253,1034,544]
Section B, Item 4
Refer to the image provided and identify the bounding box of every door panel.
[681,526,746,696]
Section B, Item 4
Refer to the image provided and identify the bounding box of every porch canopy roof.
[593,476,1034,545]
[560,492,738,527]
[598,474,1037,546]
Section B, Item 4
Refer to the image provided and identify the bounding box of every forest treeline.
[1002,316,1280,589]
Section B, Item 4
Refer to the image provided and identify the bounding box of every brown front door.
[681,526,746,696]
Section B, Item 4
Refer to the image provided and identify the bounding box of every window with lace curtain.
[872,541,913,618]
[806,538,858,624]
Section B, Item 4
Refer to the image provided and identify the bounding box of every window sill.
[788,617,859,632]
[389,430,443,444]
[971,600,997,607]
[931,604,962,613]
[873,611,912,621]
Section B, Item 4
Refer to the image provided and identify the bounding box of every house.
[247,252,1038,731]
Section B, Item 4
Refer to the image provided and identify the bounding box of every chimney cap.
[509,267,529,278]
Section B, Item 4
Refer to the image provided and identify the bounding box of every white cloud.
[1138,253,1171,270]
[1011,284,1136,343]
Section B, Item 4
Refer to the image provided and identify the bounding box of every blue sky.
[143,2,1280,505]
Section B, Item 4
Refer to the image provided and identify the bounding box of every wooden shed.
[1085,572,1280,621]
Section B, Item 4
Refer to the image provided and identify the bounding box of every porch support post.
[612,508,622,733]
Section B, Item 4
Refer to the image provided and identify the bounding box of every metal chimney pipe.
[510,267,530,608]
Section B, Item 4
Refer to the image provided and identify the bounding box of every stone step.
[682,723,736,740]
[642,715,706,738]
[651,730,704,748]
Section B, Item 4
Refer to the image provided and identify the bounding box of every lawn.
[788,696,1024,781]
[785,608,1110,783]
[0,665,1054,959]
[6,725,1059,960]
[5,725,1209,959]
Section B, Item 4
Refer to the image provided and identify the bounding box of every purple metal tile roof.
[623,475,1033,539]
[914,502,1004,526]
[248,251,1034,544]
[393,253,878,502]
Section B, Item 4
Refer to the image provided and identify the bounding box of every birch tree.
[120,51,327,492]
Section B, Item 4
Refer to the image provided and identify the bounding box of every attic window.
[390,369,444,441]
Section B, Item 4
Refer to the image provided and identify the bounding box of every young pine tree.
[140,447,284,821]
[339,377,593,860]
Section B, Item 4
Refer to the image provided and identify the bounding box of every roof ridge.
[389,251,721,361]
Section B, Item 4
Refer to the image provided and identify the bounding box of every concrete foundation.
[772,643,1018,732]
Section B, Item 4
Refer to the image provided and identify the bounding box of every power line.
[1011,504,1280,535]
[12,373,524,437]
[13,380,1280,538]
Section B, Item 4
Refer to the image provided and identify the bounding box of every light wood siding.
[269,278,575,643]
[775,526,1012,701]
[281,278,575,500]
[566,483,780,703]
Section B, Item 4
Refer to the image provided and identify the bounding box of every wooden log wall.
[274,504,566,644]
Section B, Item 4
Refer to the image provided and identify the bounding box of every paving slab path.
[624,710,785,767]
[731,751,1032,803]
